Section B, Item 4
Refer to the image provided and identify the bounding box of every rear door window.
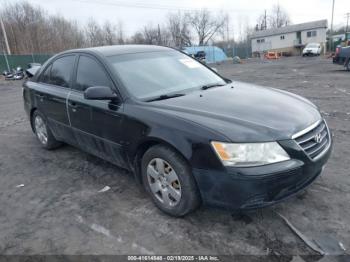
[46,55,75,88]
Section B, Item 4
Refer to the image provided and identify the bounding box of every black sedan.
[23,45,332,216]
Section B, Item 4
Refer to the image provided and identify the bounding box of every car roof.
[66,45,174,57]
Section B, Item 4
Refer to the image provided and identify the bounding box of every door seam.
[66,91,72,126]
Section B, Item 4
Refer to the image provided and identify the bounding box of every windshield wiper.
[146,93,185,102]
[200,83,226,90]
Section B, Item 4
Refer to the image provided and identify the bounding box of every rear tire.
[141,145,201,217]
[32,110,62,150]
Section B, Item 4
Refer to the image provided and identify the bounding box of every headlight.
[211,141,290,167]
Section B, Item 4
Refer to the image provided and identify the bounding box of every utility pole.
[0,17,11,55]
[330,0,335,52]
[264,10,267,30]
[0,37,10,71]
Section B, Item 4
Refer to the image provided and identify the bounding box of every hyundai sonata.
[23,45,332,216]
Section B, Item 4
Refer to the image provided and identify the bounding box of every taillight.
[335,47,340,55]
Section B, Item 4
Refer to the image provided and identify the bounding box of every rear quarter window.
[39,64,52,84]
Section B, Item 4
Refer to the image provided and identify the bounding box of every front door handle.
[68,101,78,112]
[35,93,44,102]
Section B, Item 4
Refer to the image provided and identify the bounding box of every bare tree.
[130,31,146,44]
[269,4,291,28]
[115,20,125,44]
[0,1,46,53]
[167,12,192,47]
[255,4,291,31]
[85,18,104,47]
[136,24,170,46]
[256,12,267,31]
[187,9,227,46]
[48,16,85,52]
[0,1,86,53]
[102,21,116,45]
[142,24,159,45]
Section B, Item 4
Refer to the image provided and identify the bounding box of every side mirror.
[84,86,118,100]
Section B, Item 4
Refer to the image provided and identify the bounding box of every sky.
[8,0,350,38]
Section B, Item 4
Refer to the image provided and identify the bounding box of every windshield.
[107,51,226,100]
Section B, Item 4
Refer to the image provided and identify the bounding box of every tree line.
[0,1,291,55]
[0,1,231,54]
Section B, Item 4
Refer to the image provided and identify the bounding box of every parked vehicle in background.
[193,51,206,63]
[333,46,350,71]
[26,63,42,78]
[23,45,332,217]
[302,43,321,56]
[27,63,42,69]
[3,67,25,80]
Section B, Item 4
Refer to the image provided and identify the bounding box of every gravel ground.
[0,56,349,259]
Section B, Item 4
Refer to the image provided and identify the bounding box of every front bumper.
[303,50,317,55]
[193,138,333,210]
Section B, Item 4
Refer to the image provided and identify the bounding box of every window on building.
[257,39,265,43]
[307,31,317,38]
[280,35,285,40]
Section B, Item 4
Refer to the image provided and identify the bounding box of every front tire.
[32,110,61,150]
[141,145,201,217]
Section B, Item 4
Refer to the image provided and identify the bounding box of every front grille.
[294,120,330,159]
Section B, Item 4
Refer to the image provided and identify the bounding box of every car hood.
[147,82,321,142]
[304,47,318,52]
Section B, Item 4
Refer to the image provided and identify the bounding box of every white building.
[251,20,328,56]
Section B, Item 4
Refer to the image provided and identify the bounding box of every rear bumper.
[193,138,332,210]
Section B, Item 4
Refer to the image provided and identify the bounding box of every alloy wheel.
[34,115,48,145]
[146,158,182,208]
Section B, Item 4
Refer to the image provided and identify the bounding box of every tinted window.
[75,56,111,91]
[50,56,75,87]
[40,64,52,84]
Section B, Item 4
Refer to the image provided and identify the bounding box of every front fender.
[123,103,226,171]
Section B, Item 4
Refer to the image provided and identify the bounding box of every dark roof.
[251,20,328,39]
[73,45,172,57]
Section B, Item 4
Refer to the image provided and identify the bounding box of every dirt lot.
[0,56,349,260]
